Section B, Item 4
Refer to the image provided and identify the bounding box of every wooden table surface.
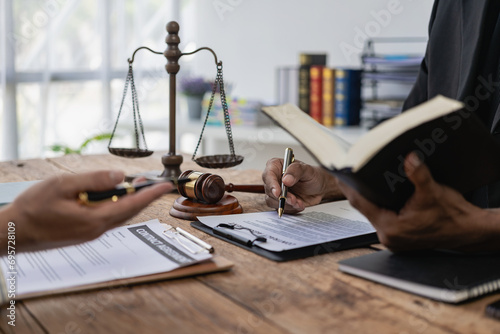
[0,153,499,334]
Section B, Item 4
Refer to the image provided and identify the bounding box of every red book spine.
[309,65,324,123]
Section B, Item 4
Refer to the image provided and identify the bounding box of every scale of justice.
[107,21,265,220]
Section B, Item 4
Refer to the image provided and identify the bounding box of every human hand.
[338,152,495,251]
[261,158,344,214]
[2,170,174,253]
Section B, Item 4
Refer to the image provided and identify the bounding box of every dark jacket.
[403,0,500,207]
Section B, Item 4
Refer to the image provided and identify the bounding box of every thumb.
[404,152,435,194]
[58,170,125,196]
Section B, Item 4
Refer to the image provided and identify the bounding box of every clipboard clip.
[162,224,214,254]
[214,223,267,247]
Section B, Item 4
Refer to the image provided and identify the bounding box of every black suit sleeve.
[402,0,440,111]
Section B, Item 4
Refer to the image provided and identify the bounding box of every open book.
[262,95,500,211]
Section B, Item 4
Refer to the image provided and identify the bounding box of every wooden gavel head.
[178,170,226,204]
[177,170,265,204]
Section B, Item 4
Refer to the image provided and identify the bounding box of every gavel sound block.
[169,170,265,220]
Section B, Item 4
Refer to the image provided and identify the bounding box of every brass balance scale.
[107,21,263,220]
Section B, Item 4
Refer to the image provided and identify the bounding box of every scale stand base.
[169,194,243,220]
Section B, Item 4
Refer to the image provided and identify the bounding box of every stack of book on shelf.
[275,53,363,128]
[203,96,269,127]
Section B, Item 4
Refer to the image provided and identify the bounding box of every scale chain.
[108,63,148,151]
[191,62,236,160]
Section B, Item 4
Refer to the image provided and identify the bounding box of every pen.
[278,147,294,218]
[175,227,214,253]
[78,178,191,205]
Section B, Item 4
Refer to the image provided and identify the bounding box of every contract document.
[197,200,376,253]
[1,219,215,299]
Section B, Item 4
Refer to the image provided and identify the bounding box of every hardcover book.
[309,65,324,123]
[298,54,326,114]
[322,67,336,127]
[261,95,500,211]
[334,68,362,126]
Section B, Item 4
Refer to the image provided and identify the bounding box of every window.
[0,0,180,160]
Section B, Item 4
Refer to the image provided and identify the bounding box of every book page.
[197,201,375,252]
[0,220,211,298]
[262,104,350,169]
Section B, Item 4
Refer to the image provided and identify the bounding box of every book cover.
[309,65,324,123]
[335,69,362,126]
[338,249,500,303]
[298,54,327,114]
[261,96,500,211]
[322,68,335,127]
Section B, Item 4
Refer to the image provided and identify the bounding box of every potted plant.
[179,76,211,119]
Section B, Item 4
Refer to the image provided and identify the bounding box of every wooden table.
[0,153,498,334]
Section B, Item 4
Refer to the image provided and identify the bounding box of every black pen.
[78,178,191,205]
[278,147,295,218]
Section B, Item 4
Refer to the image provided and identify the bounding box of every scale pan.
[108,148,154,158]
[194,154,244,168]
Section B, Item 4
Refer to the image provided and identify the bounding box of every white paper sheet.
[1,219,211,297]
[0,181,40,206]
[198,200,376,252]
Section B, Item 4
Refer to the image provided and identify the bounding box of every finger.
[57,170,125,196]
[282,160,312,186]
[262,158,284,198]
[265,192,304,212]
[404,152,437,202]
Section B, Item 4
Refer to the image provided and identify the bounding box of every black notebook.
[262,96,500,211]
[338,250,500,303]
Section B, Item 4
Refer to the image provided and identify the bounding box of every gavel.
[177,170,265,204]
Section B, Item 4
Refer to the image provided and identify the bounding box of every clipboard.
[3,220,234,302]
[17,256,233,301]
[191,221,378,262]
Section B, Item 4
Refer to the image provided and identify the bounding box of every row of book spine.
[292,53,362,126]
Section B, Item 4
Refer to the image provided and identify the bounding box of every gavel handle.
[225,183,265,193]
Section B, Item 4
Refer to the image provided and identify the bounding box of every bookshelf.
[361,37,426,127]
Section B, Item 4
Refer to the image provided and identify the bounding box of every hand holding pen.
[5,170,175,254]
[278,148,295,218]
[79,177,191,205]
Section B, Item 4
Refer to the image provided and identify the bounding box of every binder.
[191,221,378,262]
